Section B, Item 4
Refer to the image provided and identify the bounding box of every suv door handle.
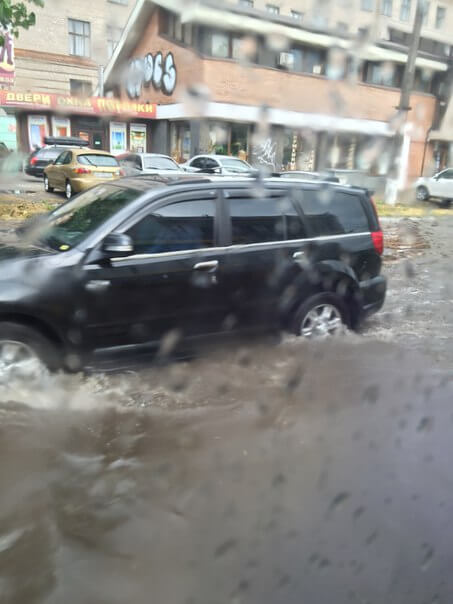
[85,279,111,293]
[193,260,219,272]
[292,251,305,260]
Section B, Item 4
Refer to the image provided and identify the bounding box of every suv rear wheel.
[291,293,348,339]
[0,322,60,380]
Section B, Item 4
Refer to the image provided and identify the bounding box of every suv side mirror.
[102,233,134,257]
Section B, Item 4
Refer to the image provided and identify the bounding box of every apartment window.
[361,0,374,11]
[163,12,192,45]
[211,32,230,58]
[68,19,90,57]
[266,4,280,14]
[107,25,123,58]
[239,0,254,6]
[435,5,446,27]
[381,0,393,16]
[291,10,303,19]
[70,79,92,97]
[108,0,128,4]
[422,1,430,24]
[399,0,411,20]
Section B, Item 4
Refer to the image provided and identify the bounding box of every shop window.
[171,122,191,163]
[399,0,411,20]
[162,11,192,45]
[292,46,326,75]
[381,0,393,16]
[212,32,230,58]
[28,115,49,149]
[70,79,93,98]
[435,5,446,28]
[130,124,147,153]
[68,19,91,58]
[364,61,402,87]
[52,117,71,137]
[107,25,123,58]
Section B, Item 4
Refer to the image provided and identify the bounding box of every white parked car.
[117,153,185,176]
[415,168,453,203]
[182,154,255,175]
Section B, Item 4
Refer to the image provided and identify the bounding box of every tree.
[0,0,44,45]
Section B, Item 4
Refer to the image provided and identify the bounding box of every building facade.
[103,0,451,181]
[0,0,138,152]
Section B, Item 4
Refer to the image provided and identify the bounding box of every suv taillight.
[371,230,384,255]
[30,157,38,165]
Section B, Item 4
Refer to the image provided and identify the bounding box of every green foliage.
[0,0,44,44]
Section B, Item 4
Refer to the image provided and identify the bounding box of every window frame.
[112,190,222,257]
[435,5,446,28]
[223,187,307,246]
[68,19,91,58]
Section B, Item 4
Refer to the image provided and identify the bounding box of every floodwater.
[1,217,453,604]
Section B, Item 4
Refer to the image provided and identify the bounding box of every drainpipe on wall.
[98,66,105,98]
[420,127,432,177]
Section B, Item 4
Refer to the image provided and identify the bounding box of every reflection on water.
[0,339,452,603]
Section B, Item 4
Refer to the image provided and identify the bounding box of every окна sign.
[0,91,156,118]
[126,52,176,99]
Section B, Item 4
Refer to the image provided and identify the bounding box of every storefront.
[0,90,156,154]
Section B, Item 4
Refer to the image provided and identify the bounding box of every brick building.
[0,0,141,152]
[102,0,452,181]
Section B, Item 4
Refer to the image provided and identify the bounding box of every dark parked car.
[25,136,88,177]
[0,175,385,375]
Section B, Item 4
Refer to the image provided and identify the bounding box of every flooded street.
[1,215,453,604]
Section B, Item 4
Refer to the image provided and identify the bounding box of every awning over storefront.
[157,102,394,137]
[430,99,453,143]
[0,90,156,119]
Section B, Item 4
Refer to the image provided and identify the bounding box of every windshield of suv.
[143,156,180,170]
[78,154,119,167]
[39,185,139,251]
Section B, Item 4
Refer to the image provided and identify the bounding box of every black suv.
[0,175,386,374]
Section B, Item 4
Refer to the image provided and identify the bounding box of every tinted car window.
[78,154,119,167]
[54,151,68,165]
[127,199,215,254]
[439,169,453,180]
[229,196,305,244]
[63,152,73,165]
[204,158,219,169]
[221,158,251,173]
[300,190,370,236]
[38,147,65,161]
[190,158,205,169]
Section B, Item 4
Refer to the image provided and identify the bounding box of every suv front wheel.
[416,186,429,201]
[0,322,60,380]
[291,293,348,339]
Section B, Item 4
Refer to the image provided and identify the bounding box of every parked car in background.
[25,137,88,178]
[117,152,185,175]
[415,168,453,204]
[44,148,122,199]
[3,175,386,374]
[182,154,255,175]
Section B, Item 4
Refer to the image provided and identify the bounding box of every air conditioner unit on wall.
[278,52,295,69]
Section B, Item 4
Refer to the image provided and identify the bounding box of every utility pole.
[386,0,424,203]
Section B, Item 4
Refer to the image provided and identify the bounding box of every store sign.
[126,52,176,99]
[0,90,156,118]
[0,27,15,86]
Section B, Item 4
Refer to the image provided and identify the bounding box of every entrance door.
[76,130,105,151]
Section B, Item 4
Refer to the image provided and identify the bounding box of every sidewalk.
[0,172,44,194]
